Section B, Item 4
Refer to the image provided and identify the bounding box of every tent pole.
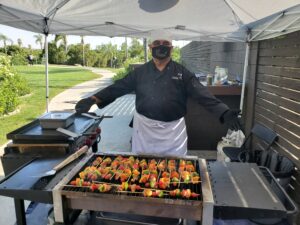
[239,40,250,113]
[45,34,49,112]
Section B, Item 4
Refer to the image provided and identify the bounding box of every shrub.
[112,58,143,82]
[11,54,28,65]
[0,79,19,115]
[0,54,30,115]
[112,68,127,82]
[10,75,30,96]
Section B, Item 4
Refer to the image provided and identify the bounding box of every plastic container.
[39,111,75,129]
[214,66,221,85]
[207,74,213,86]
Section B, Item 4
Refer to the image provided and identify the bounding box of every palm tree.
[62,35,68,53]
[55,34,68,53]
[34,34,43,50]
[125,37,128,59]
[0,33,12,54]
[81,35,85,66]
[103,43,117,68]
[17,38,22,47]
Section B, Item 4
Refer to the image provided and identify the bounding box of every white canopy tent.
[1,0,300,111]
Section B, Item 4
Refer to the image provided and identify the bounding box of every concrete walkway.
[48,67,115,111]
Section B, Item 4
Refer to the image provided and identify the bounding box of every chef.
[75,30,240,156]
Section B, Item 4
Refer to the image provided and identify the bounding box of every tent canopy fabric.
[0,0,300,42]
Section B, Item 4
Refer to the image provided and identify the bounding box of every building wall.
[181,41,246,80]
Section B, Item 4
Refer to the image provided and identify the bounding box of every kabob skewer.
[68,155,201,199]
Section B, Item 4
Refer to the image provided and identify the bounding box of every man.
[75,30,240,156]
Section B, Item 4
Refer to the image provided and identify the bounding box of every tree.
[67,44,83,65]
[95,44,109,67]
[34,34,43,50]
[0,34,13,54]
[171,46,181,62]
[102,43,117,68]
[85,47,98,67]
[128,38,143,59]
[55,34,68,53]
[17,38,22,47]
[124,37,128,59]
[81,36,85,66]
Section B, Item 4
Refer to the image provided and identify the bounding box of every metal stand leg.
[14,198,26,225]
[92,140,98,153]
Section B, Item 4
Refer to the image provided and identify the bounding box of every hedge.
[0,54,30,115]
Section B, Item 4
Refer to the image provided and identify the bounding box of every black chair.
[223,123,278,162]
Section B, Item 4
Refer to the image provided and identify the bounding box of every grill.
[63,155,202,200]
[53,153,213,224]
[1,113,106,175]
[0,151,297,225]
[0,113,297,225]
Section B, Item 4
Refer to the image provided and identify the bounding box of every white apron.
[132,111,187,156]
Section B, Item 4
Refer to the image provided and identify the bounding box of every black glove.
[221,109,241,131]
[75,97,96,114]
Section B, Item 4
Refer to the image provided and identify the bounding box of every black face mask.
[152,45,171,60]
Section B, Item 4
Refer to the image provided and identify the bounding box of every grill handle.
[53,145,88,172]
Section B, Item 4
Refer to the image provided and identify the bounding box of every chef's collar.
[150,59,173,71]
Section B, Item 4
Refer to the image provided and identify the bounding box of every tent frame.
[1,2,300,112]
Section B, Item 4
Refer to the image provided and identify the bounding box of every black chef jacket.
[94,60,229,122]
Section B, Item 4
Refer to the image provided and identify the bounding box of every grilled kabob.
[180,171,200,184]
[117,182,142,192]
[92,156,103,166]
[139,170,150,184]
[130,184,142,192]
[100,157,112,167]
[157,160,166,171]
[131,169,140,182]
[132,159,140,170]
[158,177,170,189]
[98,183,112,192]
[78,166,101,181]
[139,159,148,170]
[185,161,195,172]
[169,189,200,199]
[180,170,191,183]
[143,189,164,198]
[170,171,180,186]
[167,159,176,171]
[148,173,158,188]
[191,172,200,184]
[70,178,90,187]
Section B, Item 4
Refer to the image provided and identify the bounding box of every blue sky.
[0,25,189,49]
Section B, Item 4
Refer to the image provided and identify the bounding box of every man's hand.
[221,109,241,131]
[75,97,96,114]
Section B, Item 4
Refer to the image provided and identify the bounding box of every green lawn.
[0,65,99,145]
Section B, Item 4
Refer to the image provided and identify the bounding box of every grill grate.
[63,154,202,202]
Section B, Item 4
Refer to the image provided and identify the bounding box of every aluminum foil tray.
[39,111,75,129]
